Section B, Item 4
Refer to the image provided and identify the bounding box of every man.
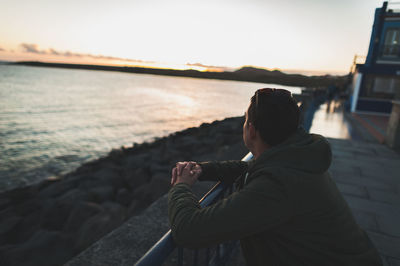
[168,88,382,266]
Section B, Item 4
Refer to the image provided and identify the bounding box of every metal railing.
[135,152,253,266]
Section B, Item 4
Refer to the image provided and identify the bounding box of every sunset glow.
[0,0,384,75]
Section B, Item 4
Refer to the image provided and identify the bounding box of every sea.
[0,65,302,192]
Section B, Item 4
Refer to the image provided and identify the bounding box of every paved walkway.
[351,113,390,143]
[328,137,400,266]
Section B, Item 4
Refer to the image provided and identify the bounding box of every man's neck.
[251,141,270,160]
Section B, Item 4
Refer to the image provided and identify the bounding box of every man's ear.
[248,122,257,139]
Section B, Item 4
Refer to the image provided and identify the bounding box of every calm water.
[0,65,302,191]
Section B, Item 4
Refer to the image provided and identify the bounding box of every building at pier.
[351,1,400,114]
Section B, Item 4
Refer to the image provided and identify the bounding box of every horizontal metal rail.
[135,152,253,266]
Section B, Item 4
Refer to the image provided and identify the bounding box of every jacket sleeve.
[168,174,293,249]
[198,160,248,184]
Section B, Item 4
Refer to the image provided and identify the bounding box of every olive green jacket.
[168,128,382,266]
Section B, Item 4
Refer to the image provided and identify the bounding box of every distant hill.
[11,61,347,88]
[235,66,285,77]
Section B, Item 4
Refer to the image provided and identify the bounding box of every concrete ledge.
[65,194,169,266]
[65,182,213,266]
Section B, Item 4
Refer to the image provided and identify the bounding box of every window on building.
[382,28,400,58]
[361,74,400,99]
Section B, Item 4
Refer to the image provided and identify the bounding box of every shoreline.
[9,61,346,88]
[0,116,247,266]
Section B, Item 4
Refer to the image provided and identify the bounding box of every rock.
[0,244,17,265]
[87,186,114,203]
[77,176,109,190]
[38,178,77,198]
[0,216,21,246]
[160,145,185,162]
[150,163,170,176]
[14,198,42,216]
[93,168,125,189]
[2,186,38,204]
[93,167,120,181]
[2,230,74,266]
[41,199,73,231]
[102,201,126,221]
[57,188,88,204]
[127,199,148,217]
[122,167,150,190]
[108,148,124,161]
[116,188,134,206]
[0,216,21,235]
[133,173,170,205]
[63,202,104,233]
[122,153,151,167]
[74,206,125,251]
[0,207,15,221]
[0,198,10,210]
[175,135,199,150]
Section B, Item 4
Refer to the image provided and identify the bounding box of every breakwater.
[13,61,346,88]
[0,116,247,266]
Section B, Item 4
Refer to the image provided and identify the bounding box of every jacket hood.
[248,127,332,177]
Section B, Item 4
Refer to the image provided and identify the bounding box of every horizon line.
[1,59,349,77]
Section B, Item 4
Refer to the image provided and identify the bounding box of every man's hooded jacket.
[168,128,382,266]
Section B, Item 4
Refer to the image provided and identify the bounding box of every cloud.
[19,43,153,64]
[0,47,5,52]
[20,43,44,54]
[186,62,231,71]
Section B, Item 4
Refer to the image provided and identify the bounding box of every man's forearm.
[198,160,248,184]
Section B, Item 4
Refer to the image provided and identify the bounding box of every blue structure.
[351,1,400,114]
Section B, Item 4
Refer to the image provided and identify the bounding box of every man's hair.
[247,88,300,146]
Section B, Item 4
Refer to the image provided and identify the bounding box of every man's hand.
[171,161,202,187]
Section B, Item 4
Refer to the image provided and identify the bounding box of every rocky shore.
[0,116,247,266]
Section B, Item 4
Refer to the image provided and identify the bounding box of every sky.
[0,0,387,75]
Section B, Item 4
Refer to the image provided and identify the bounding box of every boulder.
[63,202,104,233]
[0,216,21,235]
[150,163,170,176]
[115,188,134,206]
[0,207,15,221]
[122,153,151,168]
[102,201,126,221]
[2,186,38,204]
[133,174,170,205]
[57,188,88,204]
[93,167,120,182]
[8,210,42,244]
[174,135,199,150]
[122,167,150,190]
[87,186,114,203]
[74,206,125,251]
[0,198,10,210]
[77,176,110,190]
[14,198,42,216]
[38,178,77,198]
[93,168,125,189]
[0,216,21,245]
[2,230,74,266]
[40,200,71,231]
[127,199,148,217]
